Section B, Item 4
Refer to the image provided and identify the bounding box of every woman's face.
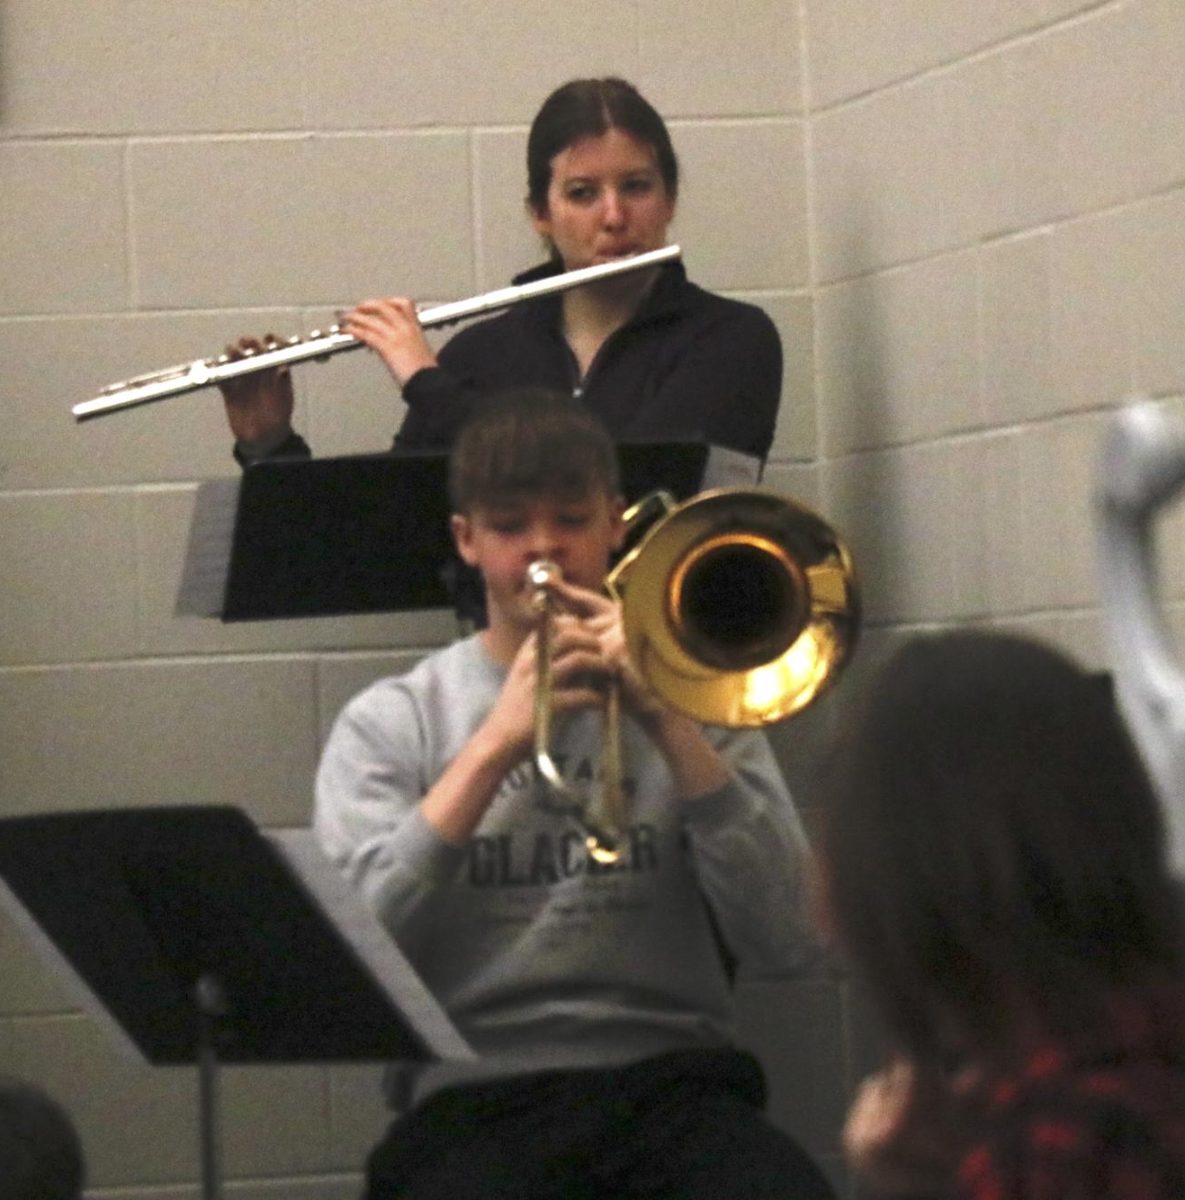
[530,127,675,271]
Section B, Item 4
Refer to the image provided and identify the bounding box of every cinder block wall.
[2,1,1183,1196]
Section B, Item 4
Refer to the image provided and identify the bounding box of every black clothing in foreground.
[364,1048,833,1200]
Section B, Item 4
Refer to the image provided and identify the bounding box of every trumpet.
[72,245,681,422]
[529,559,627,864]
[530,488,860,863]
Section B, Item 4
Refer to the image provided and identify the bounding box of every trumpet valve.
[527,559,561,614]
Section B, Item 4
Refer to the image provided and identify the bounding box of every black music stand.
[0,806,473,1200]
[175,442,711,622]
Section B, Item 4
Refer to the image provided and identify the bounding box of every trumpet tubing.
[529,559,627,864]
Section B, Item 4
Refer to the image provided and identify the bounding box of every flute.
[72,245,681,422]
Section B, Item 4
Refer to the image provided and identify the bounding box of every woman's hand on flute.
[218,335,295,444]
[340,297,439,389]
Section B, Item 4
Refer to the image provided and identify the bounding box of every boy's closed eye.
[486,514,528,535]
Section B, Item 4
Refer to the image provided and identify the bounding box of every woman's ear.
[527,191,553,236]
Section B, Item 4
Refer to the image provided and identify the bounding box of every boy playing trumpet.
[314,387,829,1199]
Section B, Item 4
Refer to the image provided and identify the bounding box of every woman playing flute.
[221,77,783,474]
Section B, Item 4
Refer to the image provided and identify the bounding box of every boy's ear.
[450,513,479,566]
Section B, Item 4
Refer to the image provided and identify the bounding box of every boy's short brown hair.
[448,388,621,513]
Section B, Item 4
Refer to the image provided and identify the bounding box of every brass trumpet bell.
[610,489,860,727]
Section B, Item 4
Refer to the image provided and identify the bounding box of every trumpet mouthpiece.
[527,560,561,590]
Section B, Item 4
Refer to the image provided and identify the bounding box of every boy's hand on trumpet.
[482,613,611,763]
[546,577,733,801]
[427,611,612,847]
[545,578,664,720]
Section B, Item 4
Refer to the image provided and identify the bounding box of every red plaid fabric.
[957,987,1185,1200]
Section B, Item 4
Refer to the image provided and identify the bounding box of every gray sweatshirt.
[314,634,816,1101]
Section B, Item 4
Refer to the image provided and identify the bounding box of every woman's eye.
[622,176,655,194]
[565,185,597,203]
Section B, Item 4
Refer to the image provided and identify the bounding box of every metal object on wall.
[1096,398,1185,871]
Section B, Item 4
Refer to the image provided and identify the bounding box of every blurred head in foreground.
[820,629,1183,1069]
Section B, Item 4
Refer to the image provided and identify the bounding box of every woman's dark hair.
[448,387,620,513]
[822,630,1182,1067]
[526,77,679,215]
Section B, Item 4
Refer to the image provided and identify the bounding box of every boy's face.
[451,487,626,632]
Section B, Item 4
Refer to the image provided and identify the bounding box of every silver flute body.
[73,245,681,422]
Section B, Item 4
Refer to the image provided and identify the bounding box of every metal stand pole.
[195,975,227,1200]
